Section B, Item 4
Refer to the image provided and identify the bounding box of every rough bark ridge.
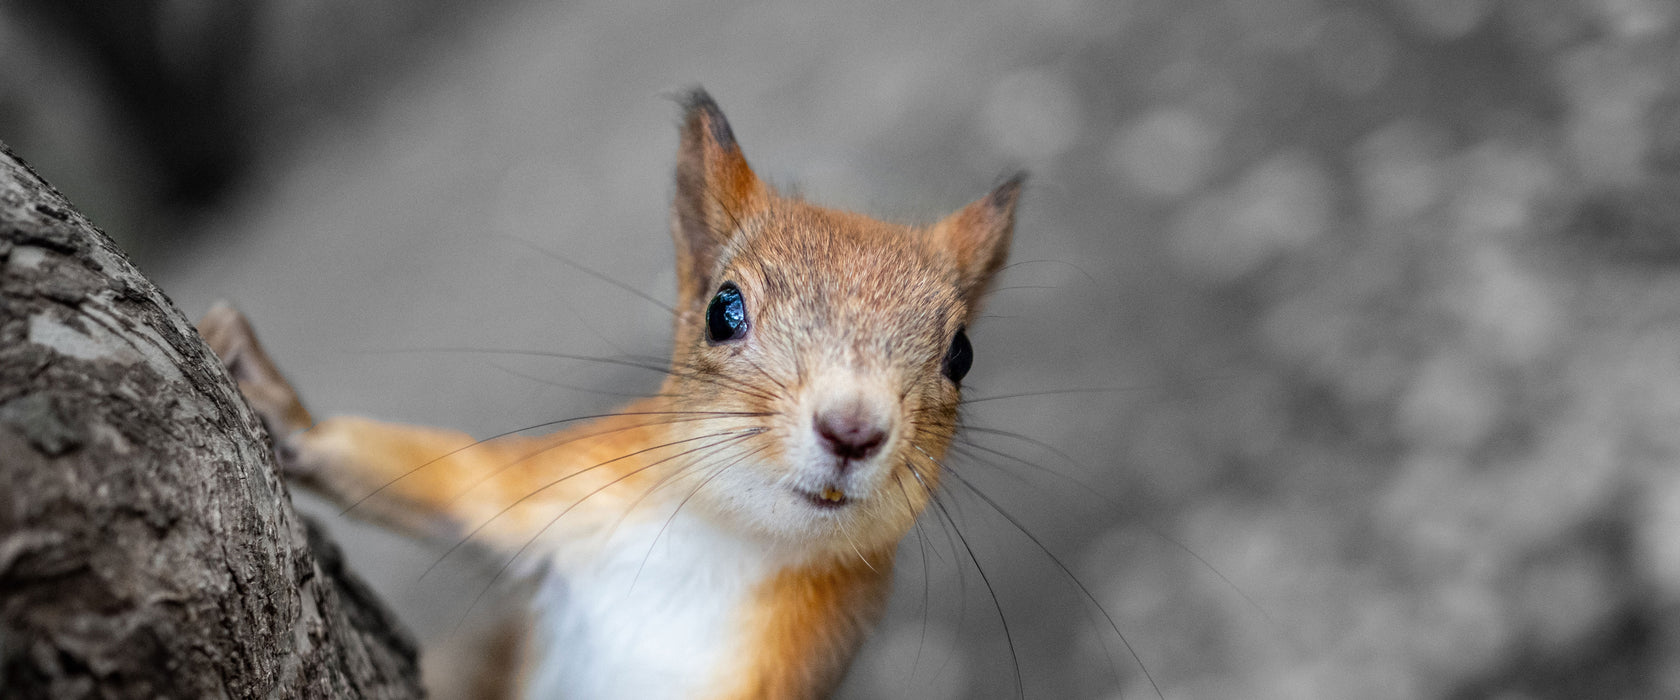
[0,141,423,698]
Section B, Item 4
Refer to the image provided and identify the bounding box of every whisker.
[901,454,968,683]
[425,430,757,581]
[438,414,761,511]
[665,355,782,404]
[955,428,1283,636]
[360,346,780,404]
[952,432,1080,484]
[629,443,771,593]
[846,534,880,574]
[961,372,1242,407]
[601,435,765,543]
[495,233,677,316]
[341,409,768,515]
[485,359,672,399]
[904,447,1010,694]
[893,470,938,688]
[961,386,1174,405]
[447,430,761,636]
[996,257,1101,288]
[507,429,760,553]
[739,353,789,394]
[922,478,1023,700]
[612,439,758,530]
[705,187,748,245]
[943,448,1042,514]
[952,422,1081,470]
[941,465,1162,700]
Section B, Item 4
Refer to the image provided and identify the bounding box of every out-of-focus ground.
[6,1,1680,698]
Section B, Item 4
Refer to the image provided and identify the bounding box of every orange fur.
[289,398,724,548]
[709,551,896,700]
[203,88,1018,699]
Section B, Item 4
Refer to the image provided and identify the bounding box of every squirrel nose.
[814,405,888,462]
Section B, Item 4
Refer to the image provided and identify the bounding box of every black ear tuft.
[679,88,737,151]
[929,172,1025,315]
[669,87,771,311]
[989,172,1027,211]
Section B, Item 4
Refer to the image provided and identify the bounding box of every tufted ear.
[671,89,773,309]
[929,173,1023,308]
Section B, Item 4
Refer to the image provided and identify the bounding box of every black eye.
[706,282,748,343]
[942,328,972,384]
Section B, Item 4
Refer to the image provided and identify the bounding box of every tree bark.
[0,142,424,697]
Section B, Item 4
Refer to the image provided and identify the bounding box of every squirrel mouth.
[798,485,849,509]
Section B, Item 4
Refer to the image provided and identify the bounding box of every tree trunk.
[0,141,424,697]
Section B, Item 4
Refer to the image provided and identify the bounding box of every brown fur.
[709,551,896,700]
[201,88,1020,699]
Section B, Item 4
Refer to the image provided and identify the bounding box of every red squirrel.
[200,89,1024,699]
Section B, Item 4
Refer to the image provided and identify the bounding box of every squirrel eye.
[942,328,973,384]
[705,282,749,343]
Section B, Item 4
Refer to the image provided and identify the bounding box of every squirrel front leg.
[198,304,525,542]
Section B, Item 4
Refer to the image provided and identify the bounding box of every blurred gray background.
[6,0,1680,698]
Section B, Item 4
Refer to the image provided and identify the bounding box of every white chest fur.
[521,510,775,700]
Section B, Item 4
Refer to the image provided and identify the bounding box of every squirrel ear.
[930,173,1023,305]
[671,89,772,306]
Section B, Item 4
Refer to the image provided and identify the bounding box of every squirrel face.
[656,91,1021,558]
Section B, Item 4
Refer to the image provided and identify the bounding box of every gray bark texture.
[0,141,424,698]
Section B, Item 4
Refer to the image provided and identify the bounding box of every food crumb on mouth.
[800,486,848,509]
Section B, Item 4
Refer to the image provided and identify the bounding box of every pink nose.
[815,407,887,462]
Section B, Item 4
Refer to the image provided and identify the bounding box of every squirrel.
[198,89,1022,699]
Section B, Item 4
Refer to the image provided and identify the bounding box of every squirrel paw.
[197,302,316,470]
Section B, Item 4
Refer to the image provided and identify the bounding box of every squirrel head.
[660,89,1021,558]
